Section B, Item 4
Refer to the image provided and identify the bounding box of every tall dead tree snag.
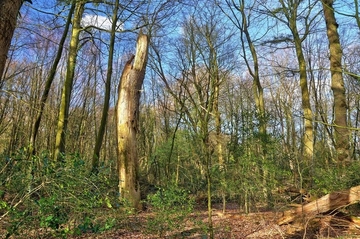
[116,32,149,210]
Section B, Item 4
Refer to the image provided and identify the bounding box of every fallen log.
[278,185,360,225]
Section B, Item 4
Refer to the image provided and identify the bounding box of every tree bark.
[295,34,314,161]
[238,0,266,137]
[116,31,149,210]
[278,185,360,225]
[321,0,349,161]
[92,0,119,173]
[281,0,314,160]
[0,0,24,82]
[30,2,75,156]
[54,0,85,161]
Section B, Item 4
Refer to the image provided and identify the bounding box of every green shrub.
[0,151,120,238]
[145,183,194,237]
[312,161,360,195]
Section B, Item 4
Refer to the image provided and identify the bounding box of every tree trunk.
[30,2,75,156]
[270,0,314,161]
[238,0,267,137]
[297,40,314,161]
[116,31,149,210]
[92,0,119,173]
[289,13,314,161]
[0,0,24,82]
[54,0,85,161]
[238,0,271,207]
[278,185,360,225]
[321,0,349,161]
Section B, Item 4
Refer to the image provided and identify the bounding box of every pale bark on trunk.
[296,39,314,161]
[116,32,149,210]
[272,0,314,161]
[278,185,360,225]
[290,16,314,161]
[54,0,85,161]
[209,37,225,214]
[0,0,24,82]
[322,0,349,161]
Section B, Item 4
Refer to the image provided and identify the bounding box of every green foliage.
[145,183,194,237]
[223,135,287,210]
[37,196,68,230]
[0,150,120,238]
[312,161,360,196]
[71,216,116,236]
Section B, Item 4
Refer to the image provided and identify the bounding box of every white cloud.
[81,14,122,31]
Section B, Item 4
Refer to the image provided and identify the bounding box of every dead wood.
[278,185,360,225]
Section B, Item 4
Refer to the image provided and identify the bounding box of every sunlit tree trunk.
[294,32,314,161]
[277,0,314,161]
[30,2,75,156]
[54,0,85,161]
[116,32,149,210]
[6,99,23,154]
[238,0,266,137]
[321,0,349,161]
[214,75,225,212]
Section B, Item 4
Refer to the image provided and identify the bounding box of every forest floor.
[70,203,360,239]
[2,203,360,238]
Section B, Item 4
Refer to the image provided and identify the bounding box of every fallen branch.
[278,185,360,225]
[0,182,47,221]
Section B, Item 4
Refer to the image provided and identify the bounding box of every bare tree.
[263,0,321,161]
[221,0,267,138]
[220,0,272,207]
[150,3,235,235]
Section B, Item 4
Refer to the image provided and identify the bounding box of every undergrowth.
[0,150,121,238]
[145,183,195,237]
